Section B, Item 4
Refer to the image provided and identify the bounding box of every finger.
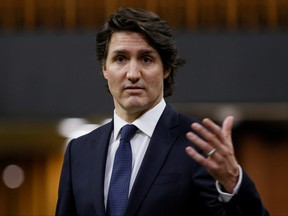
[186,131,221,160]
[202,117,234,149]
[202,118,225,143]
[190,122,224,152]
[185,146,212,167]
[186,131,211,153]
[222,116,234,144]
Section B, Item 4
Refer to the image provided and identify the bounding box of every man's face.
[103,31,169,122]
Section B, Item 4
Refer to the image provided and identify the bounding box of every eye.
[114,55,127,63]
[142,56,153,63]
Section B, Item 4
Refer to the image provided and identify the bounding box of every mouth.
[124,85,144,93]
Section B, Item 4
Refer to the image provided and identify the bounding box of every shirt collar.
[113,99,166,141]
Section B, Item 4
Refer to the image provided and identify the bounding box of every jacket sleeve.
[55,140,78,216]
[223,171,270,216]
[190,147,269,216]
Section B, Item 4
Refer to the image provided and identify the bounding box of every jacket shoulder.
[165,104,200,129]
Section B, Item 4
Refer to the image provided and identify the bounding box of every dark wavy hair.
[96,7,185,97]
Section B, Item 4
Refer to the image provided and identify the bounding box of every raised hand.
[185,116,239,193]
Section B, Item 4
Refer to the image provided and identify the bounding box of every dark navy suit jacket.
[56,104,269,216]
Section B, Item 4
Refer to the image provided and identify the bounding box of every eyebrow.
[111,49,157,55]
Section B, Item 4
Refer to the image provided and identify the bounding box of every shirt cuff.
[216,165,243,203]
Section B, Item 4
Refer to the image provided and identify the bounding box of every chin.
[125,100,149,112]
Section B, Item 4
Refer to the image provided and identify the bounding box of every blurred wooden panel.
[24,0,36,28]
[0,0,287,30]
[36,0,64,29]
[0,0,17,29]
[226,0,238,28]
[0,154,63,215]
[239,135,288,216]
[185,0,199,28]
[199,0,217,27]
[266,0,278,27]
[64,0,76,29]
[238,0,260,28]
[278,0,288,27]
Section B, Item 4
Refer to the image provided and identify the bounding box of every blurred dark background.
[0,0,288,215]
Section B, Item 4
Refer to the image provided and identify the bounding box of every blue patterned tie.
[107,124,138,216]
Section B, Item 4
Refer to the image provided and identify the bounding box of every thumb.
[222,116,234,143]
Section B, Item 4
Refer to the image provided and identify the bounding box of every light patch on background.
[57,118,89,138]
[57,118,112,150]
[215,105,243,123]
[2,164,25,189]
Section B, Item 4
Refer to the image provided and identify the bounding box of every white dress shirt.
[103,99,242,207]
[104,99,166,207]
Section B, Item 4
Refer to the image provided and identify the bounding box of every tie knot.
[120,124,138,142]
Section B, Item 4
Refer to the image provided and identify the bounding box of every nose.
[126,60,140,81]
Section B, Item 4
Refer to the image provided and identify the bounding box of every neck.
[115,109,146,123]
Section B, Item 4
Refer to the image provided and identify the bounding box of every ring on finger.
[206,148,217,157]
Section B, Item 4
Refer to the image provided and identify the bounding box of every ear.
[163,69,171,79]
[102,64,108,79]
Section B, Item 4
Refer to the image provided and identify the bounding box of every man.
[56,7,269,216]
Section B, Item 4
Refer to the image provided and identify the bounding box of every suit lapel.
[90,121,113,215]
[126,105,180,215]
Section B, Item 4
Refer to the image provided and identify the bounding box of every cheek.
[105,71,123,91]
[146,74,165,90]
[105,66,120,82]
[107,76,118,89]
